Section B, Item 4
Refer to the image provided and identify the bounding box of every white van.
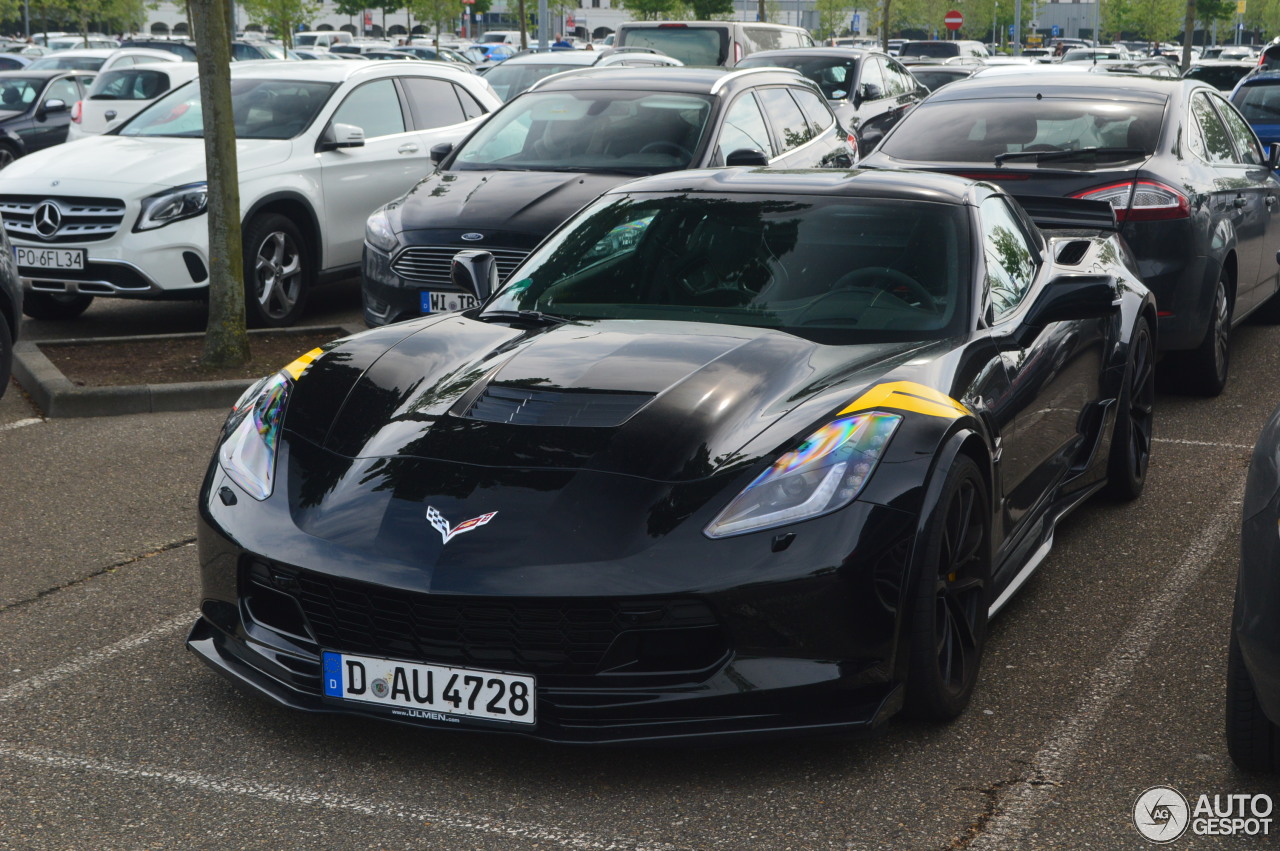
[615,21,813,67]
[294,31,353,49]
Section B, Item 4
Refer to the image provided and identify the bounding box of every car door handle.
[104,110,116,121]
[1235,196,1248,208]
[397,144,420,155]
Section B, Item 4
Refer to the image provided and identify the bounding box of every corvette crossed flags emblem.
[426,506,497,545]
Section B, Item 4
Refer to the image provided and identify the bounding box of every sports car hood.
[394,169,630,235]
[0,135,293,189]
[284,316,932,484]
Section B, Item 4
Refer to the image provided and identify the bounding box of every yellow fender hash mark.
[282,347,325,381]
[839,381,971,420]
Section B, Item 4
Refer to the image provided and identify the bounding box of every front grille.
[0,195,127,243]
[466,386,653,427]
[391,245,529,287]
[247,561,725,678]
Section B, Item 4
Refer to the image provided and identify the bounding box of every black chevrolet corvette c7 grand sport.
[188,169,1157,744]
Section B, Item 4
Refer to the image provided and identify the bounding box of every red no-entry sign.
[944,9,964,29]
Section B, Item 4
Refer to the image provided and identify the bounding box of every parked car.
[294,31,352,50]
[0,70,92,169]
[908,64,976,91]
[191,167,1155,743]
[1059,48,1127,62]
[118,38,197,60]
[860,75,1280,396]
[897,40,989,59]
[0,61,501,325]
[0,213,18,398]
[1230,71,1280,150]
[480,48,682,101]
[387,45,475,65]
[361,66,855,325]
[0,55,31,71]
[66,61,199,140]
[615,20,814,67]
[1184,59,1255,91]
[735,47,926,159]
[46,35,118,51]
[26,47,181,76]
[1229,398,1280,772]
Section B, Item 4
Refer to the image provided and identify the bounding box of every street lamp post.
[992,0,999,47]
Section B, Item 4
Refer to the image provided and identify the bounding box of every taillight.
[734,41,742,63]
[1072,179,1190,222]
[847,132,859,162]
[71,100,81,123]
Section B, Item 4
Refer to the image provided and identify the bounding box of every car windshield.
[484,193,971,344]
[27,55,103,71]
[736,56,858,100]
[899,42,958,58]
[1185,64,1251,90]
[120,78,336,139]
[878,98,1166,162]
[453,90,713,174]
[482,62,590,101]
[0,77,41,108]
[620,28,726,66]
[908,68,971,91]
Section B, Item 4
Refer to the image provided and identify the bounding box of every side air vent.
[465,386,654,427]
[1055,240,1091,266]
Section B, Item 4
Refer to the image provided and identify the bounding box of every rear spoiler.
[1011,194,1119,232]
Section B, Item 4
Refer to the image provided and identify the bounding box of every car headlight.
[704,411,902,539]
[134,182,208,231]
[219,371,290,500]
[365,208,399,253]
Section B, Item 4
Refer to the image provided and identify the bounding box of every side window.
[330,79,406,139]
[453,84,486,120]
[859,57,886,101]
[1190,92,1236,164]
[400,77,467,129]
[980,197,1038,320]
[1213,94,1265,166]
[756,87,812,151]
[743,27,783,52]
[45,78,79,106]
[231,43,259,61]
[885,59,917,96]
[717,92,774,161]
[790,87,834,136]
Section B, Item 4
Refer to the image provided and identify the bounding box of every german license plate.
[16,246,85,271]
[420,290,479,314]
[322,651,535,726]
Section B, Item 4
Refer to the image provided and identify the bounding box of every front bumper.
[189,460,921,744]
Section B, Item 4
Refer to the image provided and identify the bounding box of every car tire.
[21,291,92,320]
[904,455,990,721]
[243,213,309,328]
[1226,630,1280,772]
[1105,316,1154,501]
[0,313,11,399]
[0,143,19,171]
[1171,274,1231,397]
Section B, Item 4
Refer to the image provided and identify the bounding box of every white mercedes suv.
[0,60,501,325]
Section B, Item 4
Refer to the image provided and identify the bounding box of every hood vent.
[465,385,654,427]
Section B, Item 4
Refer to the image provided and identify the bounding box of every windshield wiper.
[478,309,569,327]
[994,146,1148,165]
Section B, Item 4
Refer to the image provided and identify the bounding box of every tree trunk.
[881,0,891,51]
[192,0,250,369]
[1181,0,1196,71]
[518,0,528,48]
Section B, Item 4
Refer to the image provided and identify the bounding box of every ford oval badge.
[461,233,484,241]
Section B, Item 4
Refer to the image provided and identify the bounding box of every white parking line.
[1154,437,1253,451]
[967,493,1239,849]
[0,743,681,851]
[0,611,197,705]
[0,417,42,432]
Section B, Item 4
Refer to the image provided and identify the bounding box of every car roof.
[1237,71,1280,85]
[530,65,803,94]
[227,58,478,84]
[0,68,91,79]
[930,73,1185,102]
[498,51,599,66]
[740,47,870,60]
[32,48,118,59]
[603,167,979,203]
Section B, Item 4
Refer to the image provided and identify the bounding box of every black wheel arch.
[242,192,322,276]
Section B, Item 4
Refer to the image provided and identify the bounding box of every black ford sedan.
[860,75,1280,396]
[361,66,855,326]
[734,47,928,158]
[191,168,1156,743]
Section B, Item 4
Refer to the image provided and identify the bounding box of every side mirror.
[450,249,497,302]
[38,98,66,117]
[1269,142,1280,170]
[1012,275,1119,347]
[319,122,364,151]
[725,148,768,167]
[430,142,453,165]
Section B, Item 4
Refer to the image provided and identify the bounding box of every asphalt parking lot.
[2,286,1280,850]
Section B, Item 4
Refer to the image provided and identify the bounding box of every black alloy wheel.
[0,144,18,170]
[1105,316,1154,501]
[904,455,991,720]
[243,213,309,327]
[1174,274,1231,397]
[20,291,92,320]
[1226,629,1280,772]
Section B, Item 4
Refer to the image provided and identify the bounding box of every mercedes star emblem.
[33,202,62,240]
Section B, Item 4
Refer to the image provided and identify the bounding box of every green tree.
[689,0,735,18]
[191,0,249,369]
[240,0,322,46]
[815,0,854,39]
[619,0,685,21]
[332,0,365,32]
[408,0,460,43]
[1114,0,1183,42]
